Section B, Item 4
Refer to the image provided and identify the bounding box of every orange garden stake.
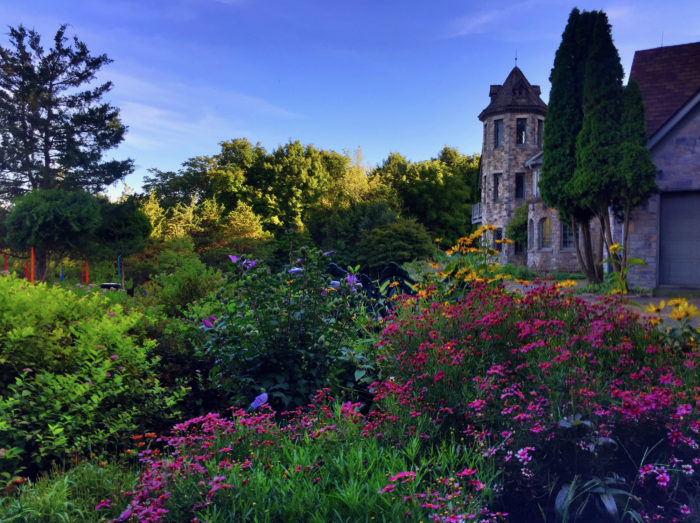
[30,247,34,284]
[85,260,89,284]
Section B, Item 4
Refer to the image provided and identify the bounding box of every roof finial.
[515,49,518,67]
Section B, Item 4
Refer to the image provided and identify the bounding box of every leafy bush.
[0,276,184,482]
[192,249,374,410]
[136,237,222,317]
[357,218,435,274]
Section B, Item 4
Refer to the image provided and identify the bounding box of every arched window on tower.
[539,218,552,249]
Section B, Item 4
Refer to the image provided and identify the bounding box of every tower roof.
[478,66,547,121]
[630,41,700,138]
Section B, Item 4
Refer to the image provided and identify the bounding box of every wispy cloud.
[445,9,510,38]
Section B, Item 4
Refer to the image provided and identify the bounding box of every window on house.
[537,119,544,146]
[515,173,525,199]
[561,222,575,250]
[494,228,503,252]
[539,218,552,249]
[494,119,503,147]
[533,169,540,197]
[493,173,501,201]
[516,118,527,145]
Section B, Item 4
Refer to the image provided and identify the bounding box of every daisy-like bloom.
[609,243,623,254]
[645,300,665,314]
[670,301,699,321]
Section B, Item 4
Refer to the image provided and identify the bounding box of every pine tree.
[0,25,132,200]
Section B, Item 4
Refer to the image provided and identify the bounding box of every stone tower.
[477,67,546,262]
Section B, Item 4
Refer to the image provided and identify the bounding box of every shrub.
[192,249,374,410]
[0,276,184,482]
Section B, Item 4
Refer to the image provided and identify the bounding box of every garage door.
[659,191,700,286]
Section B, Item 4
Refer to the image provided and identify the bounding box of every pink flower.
[379,484,395,493]
[95,498,111,510]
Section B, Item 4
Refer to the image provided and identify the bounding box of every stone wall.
[526,200,580,274]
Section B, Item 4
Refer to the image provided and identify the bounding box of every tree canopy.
[0,24,132,201]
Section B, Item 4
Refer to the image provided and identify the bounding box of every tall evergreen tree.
[572,11,624,254]
[614,78,658,271]
[540,9,612,282]
[0,25,133,200]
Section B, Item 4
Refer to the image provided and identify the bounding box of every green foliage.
[307,199,399,270]
[540,8,598,224]
[0,276,184,481]
[498,263,537,281]
[4,190,101,258]
[91,198,152,260]
[357,219,435,273]
[571,11,624,216]
[0,25,132,201]
[0,461,138,522]
[505,204,528,247]
[193,249,372,410]
[371,148,479,244]
[137,237,222,317]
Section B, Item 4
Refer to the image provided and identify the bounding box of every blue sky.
[1,0,698,197]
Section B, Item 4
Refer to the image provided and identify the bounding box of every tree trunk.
[33,247,49,282]
[578,220,603,283]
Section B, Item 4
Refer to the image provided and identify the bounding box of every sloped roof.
[630,42,700,138]
[478,66,547,121]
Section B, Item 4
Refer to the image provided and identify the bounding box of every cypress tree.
[615,78,658,270]
[540,8,602,282]
[572,11,624,252]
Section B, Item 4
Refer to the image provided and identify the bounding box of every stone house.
[473,66,581,274]
[474,42,700,287]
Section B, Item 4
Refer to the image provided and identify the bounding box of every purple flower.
[288,267,303,275]
[228,255,240,264]
[242,259,257,270]
[208,315,217,322]
[346,274,361,288]
[95,498,111,510]
[330,280,340,289]
[322,251,335,257]
[201,318,213,328]
[110,354,119,360]
[250,392,268,410]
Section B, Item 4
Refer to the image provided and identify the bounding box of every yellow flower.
[434,237,443,243]
[609,243,623,255]
[667,298,686,307]
[556,279,578,289]
[670,302,699,321]
[645,300,665,314]
[445,248,455,256]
